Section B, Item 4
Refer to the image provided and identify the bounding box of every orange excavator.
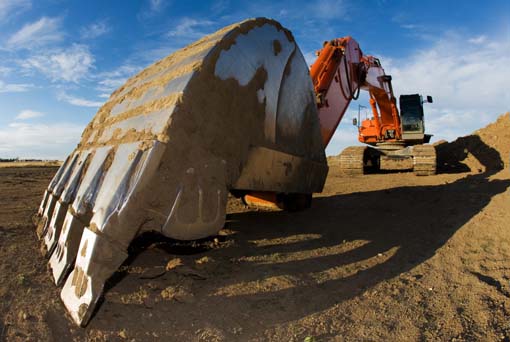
[36,18,436,326]
[310,37,435,176]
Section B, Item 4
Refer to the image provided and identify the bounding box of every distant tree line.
[0,158,44,162]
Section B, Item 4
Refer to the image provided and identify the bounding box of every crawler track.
[338,146,367,175]
[412,145,437,176]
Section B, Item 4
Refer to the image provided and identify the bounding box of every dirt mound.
[435,112,509,173]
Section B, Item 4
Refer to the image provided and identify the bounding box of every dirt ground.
[1,115,510,341]
[0,161,61,168]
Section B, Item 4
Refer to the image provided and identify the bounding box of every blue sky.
[0,0,508,159]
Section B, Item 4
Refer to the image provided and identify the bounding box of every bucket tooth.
[44,153,91,255]
[38,154,80,240]
[44,201,69,256]
[37,155,71,218]
[38,190,50,217]
[37,193,57,239]
[61,227,127,326]
[49,212,85,286]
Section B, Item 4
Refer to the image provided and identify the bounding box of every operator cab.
[399,94,433,144]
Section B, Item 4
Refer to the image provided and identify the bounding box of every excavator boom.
[310,37,362,146]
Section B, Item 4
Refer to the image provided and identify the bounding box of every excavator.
[35,18,436,326]
[311,37,435,175]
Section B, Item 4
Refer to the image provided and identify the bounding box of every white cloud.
[149,0,166,12]
[401,24,417,30]
[468,35,487,44]
[96,77,125,92]
[57,92,103,107]
[7,17,63,49]
[138,0,169,19]
[0,80,33,93]
[0,66,12,75]
[0,121,84,159]
[210,0,229,15]
[96,64,141,92]
[80,20,111,39]
[167,17,215,39]
[21,44,94,83]
[98,93,110,98]
[16,109,43,120]
[0,0,31,22]
[309,0,347,19]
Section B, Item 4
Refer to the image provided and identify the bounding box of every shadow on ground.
[435,135,504,173]
[74,168,510,340]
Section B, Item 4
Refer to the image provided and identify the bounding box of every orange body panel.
[309,38,351,102]
[244,192,282,210]
[358,88,402,144]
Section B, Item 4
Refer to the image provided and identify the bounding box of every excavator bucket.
[36,17,328,326]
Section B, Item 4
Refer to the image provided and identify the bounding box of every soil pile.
[436,112,510,173]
